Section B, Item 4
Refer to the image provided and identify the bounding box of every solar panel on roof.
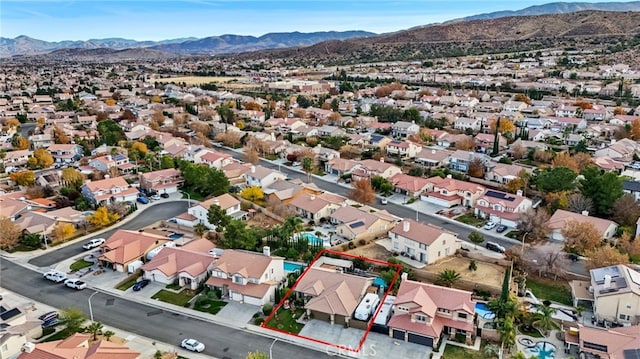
[485,190,515,201]
[624,349,640,359]
[349,221,365,229]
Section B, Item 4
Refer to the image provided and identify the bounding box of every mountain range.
[0,31,375,57]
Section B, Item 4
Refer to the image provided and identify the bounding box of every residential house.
[595,139,640,162]
[474,133,506,153]
[141,238,216,290]
[453,117,482,132]
[29,133,52,149]
[369,134,393,150]
[287,192,341,222]
[623,180,640,201]
[205,248,285,306]
[421,176,486,208]
[414,148,453,168]
[391,121,420,139]
[221,162,252,185]
[388,278,475,348]
[484,163,531,184]
[17,333,139,359]
[351,159,402,181]
[324,158,360,177]
[89,154,129,173]
[0,197,31,221]
[582,108,610,121]
[46,144,83,163]
[181,193,244,229]
[386,140,422,159]
[313,145,340,163]
[139,168,183,195]
[2,150,32,168]
[0,303,42,359]
[80,177,139,205]
[389,219,461,264]
[194,149,234,170]
[331,205,398,242]
[563,324,640,359]
[548,209,618,241]
[245,165,287,188]
[448,150,490,173]
[98,230,171,273]
[389,173,430,197]
[317,125,346,138]
[263,179,322,205]
[551,117,587,131]
[474,189,532,227]
[294,266,373,326]
[555,105,578,117]
[588,265,640,326]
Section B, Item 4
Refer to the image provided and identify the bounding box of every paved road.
[216,146,588,276]
[29,201,190,268]
[0,259,328,359]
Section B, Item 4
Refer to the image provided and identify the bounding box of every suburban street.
[29,201,191,267]
[0,258,330,359]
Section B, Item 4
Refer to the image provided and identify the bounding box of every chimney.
[263,246,271,257]
[401,272,408,281]
[581,210,589,216]
[106,155,112,161]
[603,274,612,289]
[213,199,220,206]
[516,190,523,196]
[446,174,452,179]
[380,157,385,163]
[310,195,316,201]
[468,152,474,160]
[431,149,436,154]
[251,165,256,173]
[403,220,410,232]
[21,343,36,353]
[104,174,110,179]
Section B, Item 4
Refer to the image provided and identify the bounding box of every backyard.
[418,256,505,290]
[526,276,573,306]
[342,242,392,261]
[443,344,498,359]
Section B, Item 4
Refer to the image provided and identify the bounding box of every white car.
[181,338,205,352]
[483,222,497,230]
[43,270,67,283]
[150,194,161,201]
[82,238,105,250]
[64,278,87,290]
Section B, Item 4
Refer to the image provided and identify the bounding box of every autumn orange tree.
[243,147,260,164]
[490,118,516,135]
[551,152,578,173]
[34,148,54,168]
[467,158,485,178]
[13,136,29,150]
[0,217,22,250]
[454,136,475,151]
[585,245,629,270]
[89,206,119,227]
[562,220,602,255]
[347,179,376,205]
[243,102,262,111]
[53,222,76,243]
[617,232,640,261]
[632,119,640,140]
[52,125,70,144]
[10,171,35,186]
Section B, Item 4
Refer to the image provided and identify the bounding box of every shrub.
[262,303,273,316]
[253,312,261,318]
[348,242,356,249]
[358,239,366,246]
[254,318,264,325]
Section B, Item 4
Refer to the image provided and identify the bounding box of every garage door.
[408,333,433,347]
[392,329,405,340]
[231,291,243,302]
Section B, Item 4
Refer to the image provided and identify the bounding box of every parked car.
[495,224,507,233]
[380,197,388,205]
[485,242,506,254]
[150,194,161,201]
[566,253,580,262]
[132,279,150,291]
[82,237,105,250]
[43,270,66,283]
[160,193,170,198]
[64,278,87,290]
[181,338,205,352]
[41,318,60,328]
[38,311,59,322]
[483,222,497,230]
[137,196,149,204]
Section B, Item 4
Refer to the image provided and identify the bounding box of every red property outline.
[262,249,402,353]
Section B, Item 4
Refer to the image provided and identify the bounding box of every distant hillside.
[0,31,375,57]
[236,10,640,64]
[451,1,640,22]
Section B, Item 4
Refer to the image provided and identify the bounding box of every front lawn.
[265,307,305,334]
[116,276,139,291]
[151,289,195,307]
[527,277,573,306]
[443,344,497,359]
[455,214,485,227]
[70,259,93,272]
[180,188,205,201]
[193,298,227,315]
[42,328,75,342]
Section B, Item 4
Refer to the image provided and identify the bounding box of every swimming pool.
[284,261,304,273]
[522,341,557,359]
[475,303,496,320]
[300,233,324,246]
[373,277,387,288]
[168,233,184,239]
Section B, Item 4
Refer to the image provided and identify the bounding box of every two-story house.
[388,277,476,348]
[421,175,486,208]
[181,193,244,229]
[351,159,402,181]
[2,149,32,169]
[46,144,83,163]
[474,189,532,227]
[205,248,284,306]
[80,177,139,205]
[589,265,640,326]
[139,168,183,195]
[0,301,42,359]
[287,192,341,223]
[331,205,399,242]
[389,173,431,198]
[195,150,234,170]
[89,154,129,173]
[474,133,507,153]
[389,219,461,264]
[29,133,52,149]
[385,140,422,159]
[391,121,420,139]
[245,165,287,188]
[484,163,531,184]
[453,117,482,132]
[448,150,490,173]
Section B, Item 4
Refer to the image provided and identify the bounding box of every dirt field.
[419,256,505,289]
[343,242,392,261]
[246,213,281,229]
[154,76,248,85]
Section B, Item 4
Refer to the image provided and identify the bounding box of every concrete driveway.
[216,300,261,324]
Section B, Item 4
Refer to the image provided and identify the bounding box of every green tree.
[179,161,230,197]
[84,321,103,340]
[468,230,484,248]
[497,316,516,350]
[60,307,87,333]
[97,119,126,146]
[194,223,207,238]
[207,204,231,232]
[222,219,258,250]
[160,155,175,169]
[532,304,559,335]
[102,330,115,341]
[302,156,314,183]
[435,269,461,287]
[579,166,623,216]
[283,216,304,240]
[534,167,577,193]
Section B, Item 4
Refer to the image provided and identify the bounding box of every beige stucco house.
[388,219,461,264]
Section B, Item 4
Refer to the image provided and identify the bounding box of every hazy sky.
[0,0,625,41]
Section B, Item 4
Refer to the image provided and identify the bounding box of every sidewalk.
[0,289,214,359]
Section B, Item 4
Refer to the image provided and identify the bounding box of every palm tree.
[532,304,559,335]
[194,223,207,238]
[435,269,461,288]
[487,296,518,320]
[283,216,304,240]
[498,316,516,350]
[84,321,104,341]
[301,156,314,183]
[102,330,115,341]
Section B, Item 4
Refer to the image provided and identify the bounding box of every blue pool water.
[300,233,324,245]
[475,303,496,320]
[284,261,304,273]
[523,341,557,359]
[373,277,387,288]
[168,233,184,239]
